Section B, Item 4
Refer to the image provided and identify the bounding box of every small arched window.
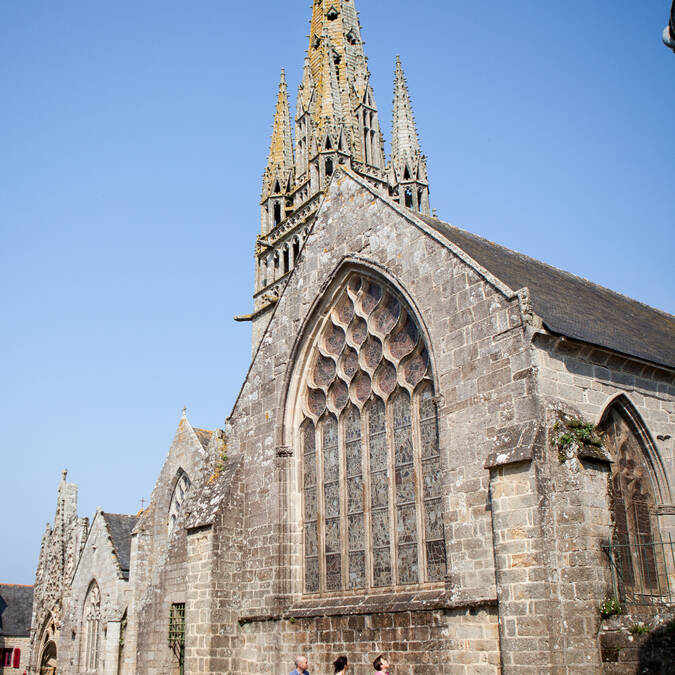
[273,202,282,227]
[599,402,662,599]
[299,273,445,594]
[168,470,191,535]
[81,582,101,673]
[325,157,334,179]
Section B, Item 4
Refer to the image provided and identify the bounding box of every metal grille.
[604,537,675,605]
[168,603,185,647]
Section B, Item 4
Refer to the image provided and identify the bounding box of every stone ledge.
[238,592,497,623]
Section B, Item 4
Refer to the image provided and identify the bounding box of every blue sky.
[1,1,673,583]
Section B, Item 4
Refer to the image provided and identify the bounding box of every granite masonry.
[27,1,675,673]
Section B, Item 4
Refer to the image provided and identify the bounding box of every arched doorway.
[40,640,57,675]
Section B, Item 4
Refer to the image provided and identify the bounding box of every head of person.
[334,655,348,673]
[295,656,308,673]
[373,655,389,672]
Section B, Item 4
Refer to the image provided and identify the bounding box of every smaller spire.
[391,56,422,172]
[264,69,294,183]
[314,38,344,138]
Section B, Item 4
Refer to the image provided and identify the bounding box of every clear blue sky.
[1,1,673,583]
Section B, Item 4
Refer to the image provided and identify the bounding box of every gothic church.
[29,2,675,674]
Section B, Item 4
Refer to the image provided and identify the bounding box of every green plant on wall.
[552,416,603,462]
[600,597,623,619]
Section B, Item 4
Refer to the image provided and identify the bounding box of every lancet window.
[599,403,663,599]
[168,470,191,535]
[300,274,446,594]
[81,582,101,673]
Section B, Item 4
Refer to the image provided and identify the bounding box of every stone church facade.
[28,2,675,674]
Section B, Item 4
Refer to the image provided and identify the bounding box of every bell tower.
[236,0,431,354]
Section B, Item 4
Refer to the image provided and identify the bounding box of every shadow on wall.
[638,620,675,673]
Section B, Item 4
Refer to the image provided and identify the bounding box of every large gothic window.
[599,402,663,600]
[168,470,191,534]
[300,273,446,594]
[81,582,101,673]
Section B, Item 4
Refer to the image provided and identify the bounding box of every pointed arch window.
[81,582,101,673]
[299,273,446,594]
[600,401,664,600]
[169,470,191,535]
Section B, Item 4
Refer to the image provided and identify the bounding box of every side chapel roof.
[0,584,34,637]
[101,513,138,580]
[417,213,675,370]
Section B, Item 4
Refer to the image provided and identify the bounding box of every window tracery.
[299,273,446,594]
[168,471,191,535]
[599,402,662,598]
[81,582,101,673]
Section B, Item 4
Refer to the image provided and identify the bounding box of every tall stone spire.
[390,56,430,215]
[238,0,431,353]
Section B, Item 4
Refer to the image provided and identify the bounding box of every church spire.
[391,56,421,172]
[240,0,431,354]
[390,56,430,215]
[262,69,294,203]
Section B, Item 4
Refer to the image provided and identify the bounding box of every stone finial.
[61,469,68,482]
[182,406,187,417]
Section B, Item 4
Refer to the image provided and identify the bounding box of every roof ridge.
[425,216,675,321]
[0,583,34,588]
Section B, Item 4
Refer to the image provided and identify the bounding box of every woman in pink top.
[373,655,390,674]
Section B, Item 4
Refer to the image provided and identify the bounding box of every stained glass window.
[81,582,101,673]
[300,274,446,594]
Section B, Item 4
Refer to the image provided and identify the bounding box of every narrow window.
[393,388,419,584]
[273,202,282,227]
[369,397,391,587]
[417,189,424,212]
[419,384,446,581]
[168,603,185,675]
[405,189,413,208]
[345,404,365,588]
[322,415,342,591]
[293,239,300,265]
[303,422,319,592]
[3,649,13,667]
[283,247,290,274]
[325,158,334,178]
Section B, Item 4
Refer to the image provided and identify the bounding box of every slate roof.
[0,585,33,637]
[193,428,212,450]
[418,214,675,369]
[101,513,138,580]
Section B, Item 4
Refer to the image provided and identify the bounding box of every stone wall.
[234,607,500,675]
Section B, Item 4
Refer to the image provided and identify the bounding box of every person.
[373,654,390,674]
[333,655,349,673]
[290,655,309,675]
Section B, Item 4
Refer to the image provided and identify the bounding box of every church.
[28,1,675,674]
